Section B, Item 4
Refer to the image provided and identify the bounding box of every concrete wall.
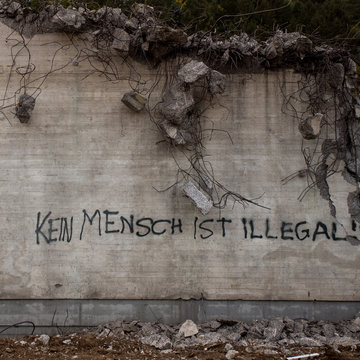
[0,22,359,303]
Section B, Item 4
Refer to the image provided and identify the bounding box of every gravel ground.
[1,317,360,359]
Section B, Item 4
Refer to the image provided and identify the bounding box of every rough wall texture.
[0,22,358,301]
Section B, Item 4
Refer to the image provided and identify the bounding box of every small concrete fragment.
[298,113,323,140]
[264,319,285,341]
[179,319,199,338]
[121,92,147,112]
[178,60,209,84]
[38,334,50,346]
[160,121,188,145]
[112,28,131,53]
[225,349,239,359]
[16,94,35,123]
[208,70,226,94]
[183,181,213,215]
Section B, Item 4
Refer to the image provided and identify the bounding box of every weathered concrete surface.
[0,22,359,301]
[1,299,360,336]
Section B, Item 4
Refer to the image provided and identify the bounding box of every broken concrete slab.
[177,60,210,84]
[15,94,35,123]
[112,28,131,53]
[298,113,323,140]
[121,91,147,112]
[183,181,213,215]
[178,319,199,338]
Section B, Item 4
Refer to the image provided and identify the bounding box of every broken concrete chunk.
[208,70,226,94]
[160,121,187,145]
[225,350,239,359]
[183,181,213,215]
[178,60,210,84]
[38,334,50,346]
[158,82,195,124]
[142,334,171,350]
[264,319,285,341]
[265,35,283,59]
[16,94,35,123]
[6,1,21,17]
[112,28,131,53]
[179,320,199,338]
[298,113,323,140]
[51,7,85,31]
[121,92,147,112]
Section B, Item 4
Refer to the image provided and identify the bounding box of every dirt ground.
[0,334,359,360]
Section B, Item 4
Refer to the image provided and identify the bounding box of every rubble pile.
[90,316,360,351]
[0,1,355,70]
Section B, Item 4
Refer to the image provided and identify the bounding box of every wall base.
[1,299,359,336]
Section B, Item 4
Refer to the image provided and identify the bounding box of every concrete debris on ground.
[82,315,360,352]
[178,319,199,338]
[298,113,324,140]
[15,94,35,123]
[183,181,213,215]
[38,334,50,346]
[1,317,360,359]
[121,91,147,112]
